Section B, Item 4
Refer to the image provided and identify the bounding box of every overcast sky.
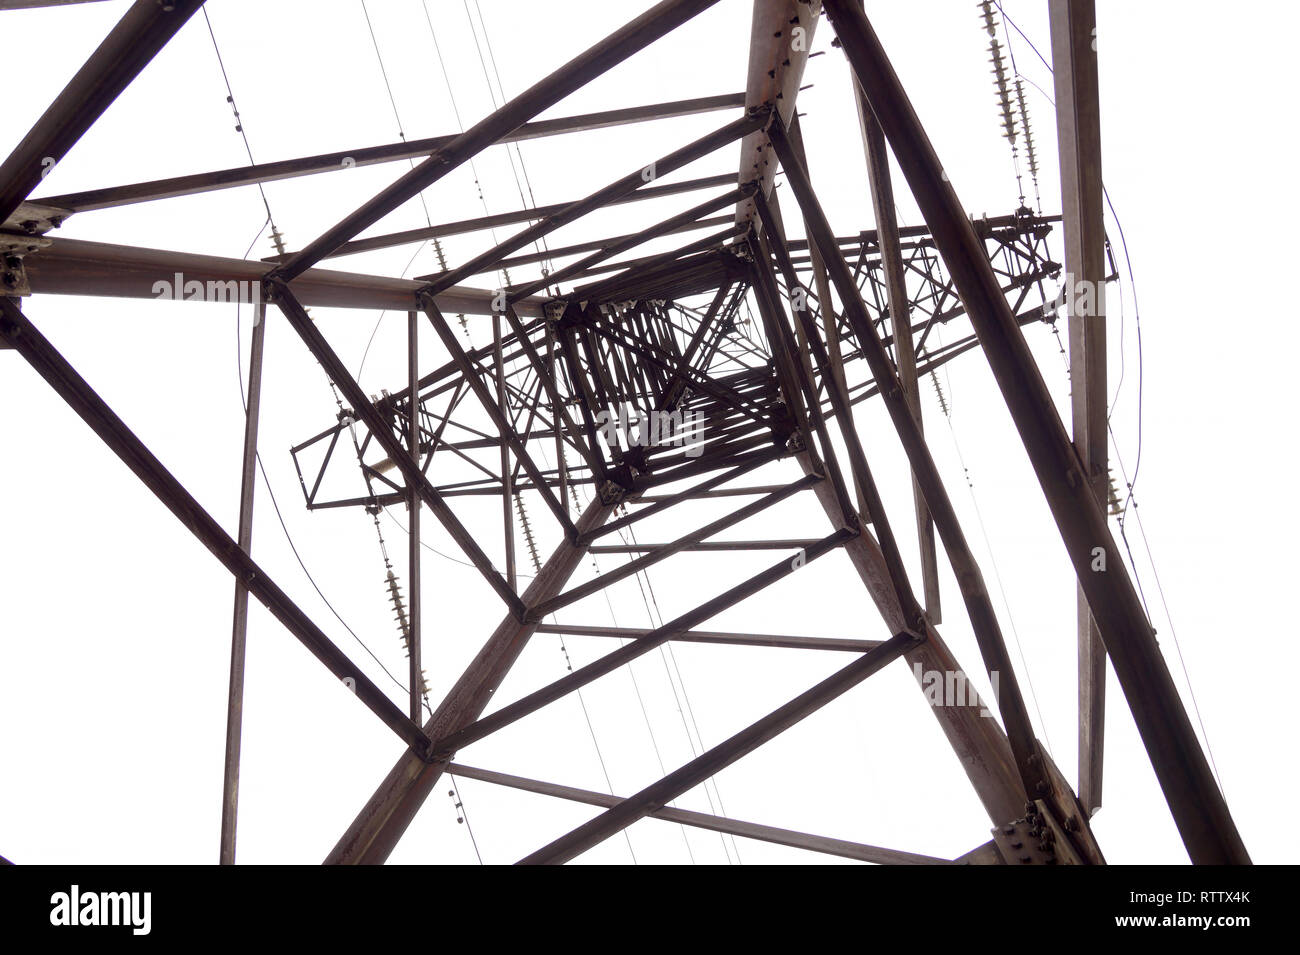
[1,0,1294,865]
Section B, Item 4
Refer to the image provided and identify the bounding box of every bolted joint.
[420,740,450,765]
[261,274,291,304]
[597,479,628,507]
[1,253,30,297]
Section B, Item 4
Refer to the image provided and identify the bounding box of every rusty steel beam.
[406,310,424,724]
[517,629,920,864]
[534,623,881,654]
[218,300,266,866]
[822,0,1248,864]
[753,194,1030,823]
[269,283,525,619]
[326,500,615,864]
[1050,0,1108,816]
[797,448,1028,826]
[422,112,767,298]
[0,0,206,222]
[855,78,941,622]
[37,97,745,215]
[428,529,854,761]
[449,762,949,865]
[735,0,820,226]
[21,235,547,315]
[767,117,1052,806]
[276,0,726,281]
[0,298,429,752]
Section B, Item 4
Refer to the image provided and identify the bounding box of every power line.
[446,773,485,864]
[233,277,416,709]
[463,0,559,284]
[977,7,1224,786]
[208,21,422,715]
[622,519,742,864]
[928,329,1055,756]
[201,8,284,255]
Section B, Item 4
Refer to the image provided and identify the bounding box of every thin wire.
[201,9,277,231]
[1107,247,1127,417]
[464,0,559,286]
[505,429,640,862]
[1102,189,1144,514]
[206,17,421,710]
[1106,426,1226,796]
[992,5,1147,513]
[931,327,1055,755]
[994,2,1054,74]
[623,520,742,863]
[536,438,692,863]
[382,506,527,579]
[356,239,432,381]
[354,0,448,382]
[358,0,437,229]
[421,0,511,303]
[987,6,1224,787]
[232,236,417,707]
[446,772,486,864]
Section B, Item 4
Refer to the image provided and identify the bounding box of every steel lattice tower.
[0,0,1249,865]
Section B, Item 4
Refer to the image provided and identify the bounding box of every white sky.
[0,0,1294,865]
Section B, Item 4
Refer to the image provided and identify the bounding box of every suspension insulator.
[514,492,544,575]
[930,370,951,418]
[1107,470,1124,516]
[385,568,411,644]
[979,0,998,38]
[990,40,1017,144]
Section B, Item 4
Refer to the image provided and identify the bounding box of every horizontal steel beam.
[19,235,543,314]
[507,185,755,301]
[430,529,855,759]
[633,483,794,503]
[36,95,745,214]
[518,629,921,864]
[535,623,881,653]
[0,0,115,9]
[530,476,816,619]
[449,762,948,864]
[485,213,733,273]
[587,538,818,553]
[354,175,739,266]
